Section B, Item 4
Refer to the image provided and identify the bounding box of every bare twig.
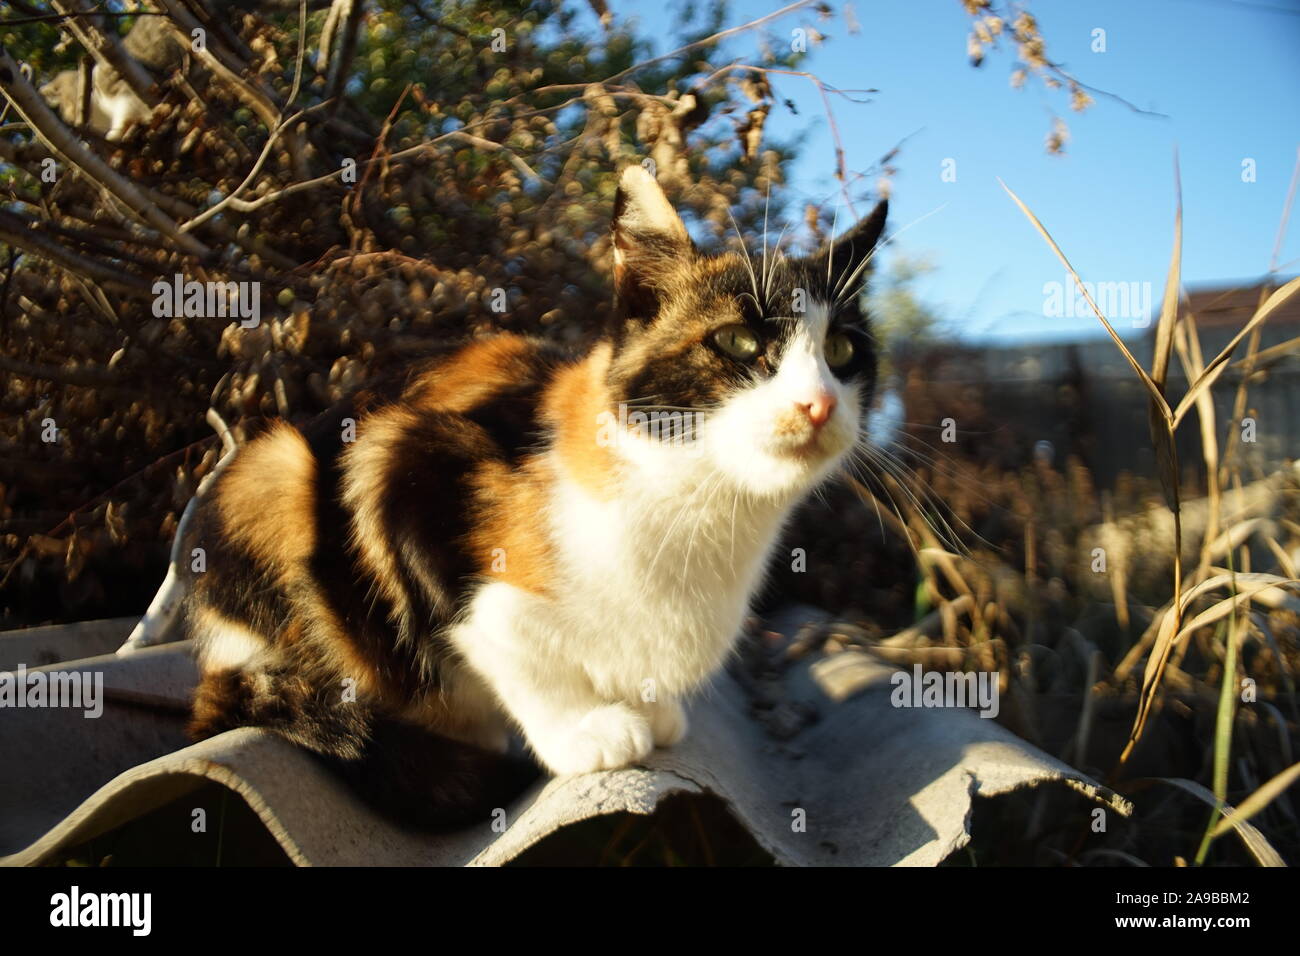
[0,209,156,293]
[0,46,209,257]
[0,353,122,389]
[324,0,365,110]
[604,0,818,85]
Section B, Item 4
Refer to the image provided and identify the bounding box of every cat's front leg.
[502,688,655,775]
[550,702,655,774]
[451,584,654,775]
[640,695,688,748]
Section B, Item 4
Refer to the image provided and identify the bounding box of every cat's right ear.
[818,198,888,292]
[611,165,693,319]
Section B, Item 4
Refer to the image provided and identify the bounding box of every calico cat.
[184,166,887,826]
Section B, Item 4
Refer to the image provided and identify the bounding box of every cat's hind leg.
[188,654,537,829]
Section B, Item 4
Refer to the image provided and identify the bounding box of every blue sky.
[614,0,1300,343]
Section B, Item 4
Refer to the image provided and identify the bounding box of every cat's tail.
[187,665,539,829]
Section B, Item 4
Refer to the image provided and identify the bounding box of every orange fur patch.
[543,343,618,497]
[407,336,535,413]
[216,421,317,582]
[470,458,553,595]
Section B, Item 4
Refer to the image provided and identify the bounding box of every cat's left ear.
[819,198,888,291]
[611,165,694,319]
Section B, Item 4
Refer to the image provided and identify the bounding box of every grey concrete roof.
[0,608,1128,866]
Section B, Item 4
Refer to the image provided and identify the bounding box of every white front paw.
[533,703,653,775]
[647,697,688,747]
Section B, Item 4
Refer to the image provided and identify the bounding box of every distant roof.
[1184,278,1300,328]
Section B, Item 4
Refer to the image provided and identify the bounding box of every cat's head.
[602,165,886,498]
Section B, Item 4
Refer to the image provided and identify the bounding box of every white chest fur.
[542,450,792,698]
[446,453,796,774]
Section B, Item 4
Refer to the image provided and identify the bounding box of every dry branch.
[0,45,209,258]
[0,209,154,294]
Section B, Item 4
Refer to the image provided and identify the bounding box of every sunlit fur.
[183,167,889,819]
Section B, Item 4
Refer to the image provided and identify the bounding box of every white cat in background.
[39,69,150,142]
[38,15,183,142]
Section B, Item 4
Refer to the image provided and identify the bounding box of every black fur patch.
[189,665,538,830]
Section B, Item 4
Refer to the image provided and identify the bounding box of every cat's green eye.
[712,324,760,361]
[824,332,855,368]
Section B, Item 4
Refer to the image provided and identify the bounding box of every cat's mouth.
[769,427,843,466]
[765,414,858,472]
[766,410,843,463]
[777,435,823,460]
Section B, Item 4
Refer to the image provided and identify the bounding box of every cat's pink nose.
[798,392,837,428]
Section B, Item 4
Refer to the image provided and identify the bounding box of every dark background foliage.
[0,0,867,626]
